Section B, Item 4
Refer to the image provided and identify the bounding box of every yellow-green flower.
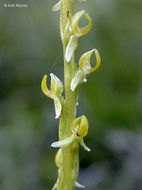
[65,10,92,62]
[51,115,90,152]
[41,73,63,119]
[71,48,101,91]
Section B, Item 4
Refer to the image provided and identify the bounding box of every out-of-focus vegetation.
[0,0,142,190]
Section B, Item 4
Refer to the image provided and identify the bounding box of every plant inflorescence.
[41,0,101,189]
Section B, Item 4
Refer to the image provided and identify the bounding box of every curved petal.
[65,35,78,62]
[79,48,101,74]
[71,70,84,91]
[72,10,92,37]
[41,75,55,99]
[52,1,61,12]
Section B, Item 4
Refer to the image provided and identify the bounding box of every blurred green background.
[0,0,142,190]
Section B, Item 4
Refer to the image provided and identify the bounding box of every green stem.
[60,0,74,40]
[58,0,78,190]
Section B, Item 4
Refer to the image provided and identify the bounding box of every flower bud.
[77,115,88,137]
[71,115,89,138]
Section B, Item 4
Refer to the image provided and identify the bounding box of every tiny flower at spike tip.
[41,0,101,189]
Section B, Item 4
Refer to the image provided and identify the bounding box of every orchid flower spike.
[41,73,64,119]
[51,115,90,151]
[71,48,101,91]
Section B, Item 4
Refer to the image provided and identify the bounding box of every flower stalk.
[41,0,101,189]
[60,1,77,189]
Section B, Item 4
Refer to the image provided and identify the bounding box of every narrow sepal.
[71,70,84,91]
[54,98,61,119]
[79,48,101,74]
[65,35,77,62]
[51,135,75,148]
[75,181,85,188]
[72,10,92,37]
[51,182,57,190]
[80,139,91,152]
[52,1,61,12]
